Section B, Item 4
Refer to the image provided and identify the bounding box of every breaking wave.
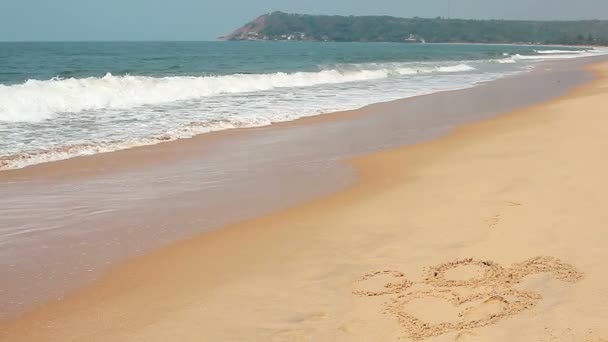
[535,49,591,54]
[495,48,604,64]
[1,46,606,171]
[0,63,476,123]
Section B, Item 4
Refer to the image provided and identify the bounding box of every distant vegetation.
[222,12,608,45]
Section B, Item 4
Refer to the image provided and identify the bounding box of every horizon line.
[0,40,222,43]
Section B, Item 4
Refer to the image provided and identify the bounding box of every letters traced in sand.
[352,256,584,341]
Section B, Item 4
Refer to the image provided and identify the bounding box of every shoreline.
[2,59,607,341]
[0,57,599,320]
[0,56,596,183]
[0,80,501,181]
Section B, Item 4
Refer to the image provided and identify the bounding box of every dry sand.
[2,62,608,342]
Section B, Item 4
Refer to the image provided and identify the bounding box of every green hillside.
[222,11,608,45]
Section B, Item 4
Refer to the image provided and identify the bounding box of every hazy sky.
[1,0,608,41]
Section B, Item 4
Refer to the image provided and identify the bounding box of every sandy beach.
[2,58,608,341]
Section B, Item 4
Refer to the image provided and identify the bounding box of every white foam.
[436,64,476,72]
[0,70,496,170]
[0,63,477,123]
[535,49,590,54]
[2,46,605,170]
[520,48,604,60]
[492,48,605,64]
[496,57,517,64]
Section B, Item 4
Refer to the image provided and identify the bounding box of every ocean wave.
[492,48,603,64]
[436,64,476,72]
[522,48,606,60]
[535,49,590,54]
[0,114,322,170]
[0,63,476,123]
[496,57,517,64]
[1,46,605,170]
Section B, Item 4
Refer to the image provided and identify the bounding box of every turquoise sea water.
[0,42,602,169]
[0,42,581,83]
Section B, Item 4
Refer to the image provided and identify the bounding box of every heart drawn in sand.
[352,256,583,341]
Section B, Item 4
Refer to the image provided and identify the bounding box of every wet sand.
[1,57,608,341]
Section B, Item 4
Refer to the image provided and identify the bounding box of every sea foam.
[1,46,606,171]
[0,63,476,123]
[535,49,591,54]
